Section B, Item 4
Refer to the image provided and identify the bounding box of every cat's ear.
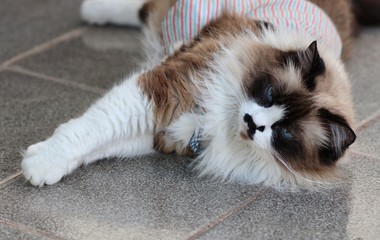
[299,41,326,91]
[318,108,356,165]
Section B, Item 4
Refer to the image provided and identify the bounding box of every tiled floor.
[1,1,380,240]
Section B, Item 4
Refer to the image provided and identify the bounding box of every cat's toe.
[80,0,108,25]
[21,149,68,186]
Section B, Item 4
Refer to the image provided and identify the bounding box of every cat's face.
[236,41,356,178]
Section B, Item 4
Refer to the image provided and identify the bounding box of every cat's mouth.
[239,124,256,141]
[240,131,251,141]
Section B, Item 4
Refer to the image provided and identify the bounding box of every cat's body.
[22,0,360,189]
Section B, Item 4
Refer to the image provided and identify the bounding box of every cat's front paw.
[81,0,109,25]
[21,142,69,187]
[80,0,143,26]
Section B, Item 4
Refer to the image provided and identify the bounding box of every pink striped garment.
[161,0,342,58]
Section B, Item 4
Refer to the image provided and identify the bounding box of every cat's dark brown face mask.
[240,41,356,177]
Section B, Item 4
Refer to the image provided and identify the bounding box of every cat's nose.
[244,115,256,140]
[257,126,265,132]
[244,114,257,131]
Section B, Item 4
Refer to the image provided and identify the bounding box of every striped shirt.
[161,0,342,58]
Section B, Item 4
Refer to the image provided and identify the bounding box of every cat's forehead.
[240,41,330,93]
[244,68,317,113]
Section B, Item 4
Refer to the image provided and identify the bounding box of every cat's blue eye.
[266,86,273,103]
[280,127,293,140]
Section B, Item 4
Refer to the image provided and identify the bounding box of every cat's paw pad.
[22,144,69,187]
[80,0,109,25]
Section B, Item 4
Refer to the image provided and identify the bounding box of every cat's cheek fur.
[253,130,274,150]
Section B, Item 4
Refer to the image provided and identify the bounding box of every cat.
[21,0,365,189]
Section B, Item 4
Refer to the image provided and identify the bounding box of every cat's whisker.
[271,151,329,186]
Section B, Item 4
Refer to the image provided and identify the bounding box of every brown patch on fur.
[240,132,249,141]
[139,67,195,131]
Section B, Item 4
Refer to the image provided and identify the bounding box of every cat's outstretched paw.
[80,0,144,26]
[81,0,109,25]
[21,142,69,187]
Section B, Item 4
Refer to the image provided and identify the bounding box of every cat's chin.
[238,131,265,150]
[239,131,272,151]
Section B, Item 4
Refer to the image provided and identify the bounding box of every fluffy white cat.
[22,0,360,189]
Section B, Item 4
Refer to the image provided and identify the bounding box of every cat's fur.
[22,0,361,189]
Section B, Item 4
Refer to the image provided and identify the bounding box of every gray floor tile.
[347,27,380,121]
[0,225,43,240]
[344,156,380,240]
[0,156,263,240]
[0,71,98,181]
[0,0,82,62]
[18,27,144,89]
[352,120,380,157]
[200,189,351,240]
[199,155,380,240]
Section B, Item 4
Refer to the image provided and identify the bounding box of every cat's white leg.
[80,0,148,26]
[82,133,154,164]
[21,73,154,186]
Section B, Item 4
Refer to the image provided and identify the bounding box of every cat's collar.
[189,104,206,154]
[189,130,203,154]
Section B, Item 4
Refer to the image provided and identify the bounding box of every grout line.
[0,171,22,186]
[350,150,380,161]
[185,188,268,240]
[355,110,380,133]
[0,217,64,240]
[5,65,105,94]
[0,27,88,68]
